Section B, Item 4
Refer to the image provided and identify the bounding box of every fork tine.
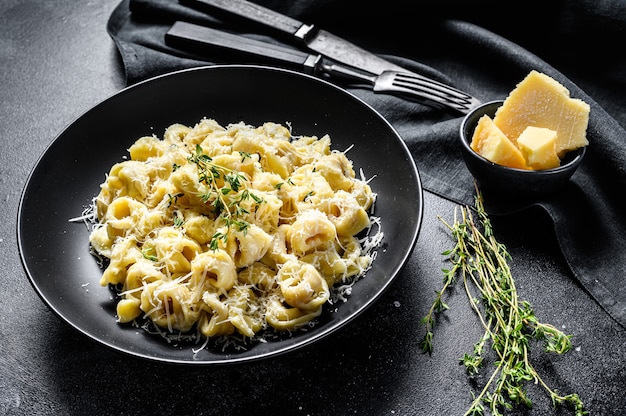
[373,71,481,113]
[393,73,469,99]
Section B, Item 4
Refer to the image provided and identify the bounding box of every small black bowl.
[459,100,586,197]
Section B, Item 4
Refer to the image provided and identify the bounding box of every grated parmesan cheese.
[80,119,383,352]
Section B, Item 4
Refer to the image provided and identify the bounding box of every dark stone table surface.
[1,1,624,415]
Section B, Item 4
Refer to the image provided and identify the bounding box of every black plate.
[18,65,423,365]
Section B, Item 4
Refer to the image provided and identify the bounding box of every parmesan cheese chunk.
[493,70,590,156]
[516,126,560,170]
[470,115,527,169]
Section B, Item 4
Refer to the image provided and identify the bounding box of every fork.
[166,21,481,114]
[315,59,481,113]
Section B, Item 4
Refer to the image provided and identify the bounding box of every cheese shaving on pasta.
[89,118,381,342]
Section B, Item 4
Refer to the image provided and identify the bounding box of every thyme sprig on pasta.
[421,191,586,416]
[187,144,264,250]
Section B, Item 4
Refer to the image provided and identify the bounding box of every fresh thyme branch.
[186,144,264,250]
[420,190,587,416]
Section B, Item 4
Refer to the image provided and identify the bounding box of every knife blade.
[180,0,481,113]
[166,21,474,111]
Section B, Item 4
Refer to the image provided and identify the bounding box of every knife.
[179,0,481,113]
[166,21,476,111]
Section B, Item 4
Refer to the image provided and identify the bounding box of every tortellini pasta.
[89,118,380,342]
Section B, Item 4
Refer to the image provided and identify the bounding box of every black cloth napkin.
[107,0,626,328]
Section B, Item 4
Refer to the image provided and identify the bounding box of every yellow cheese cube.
[493,70,590,156]
[516,126,560,170]
[470,115,528,169]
